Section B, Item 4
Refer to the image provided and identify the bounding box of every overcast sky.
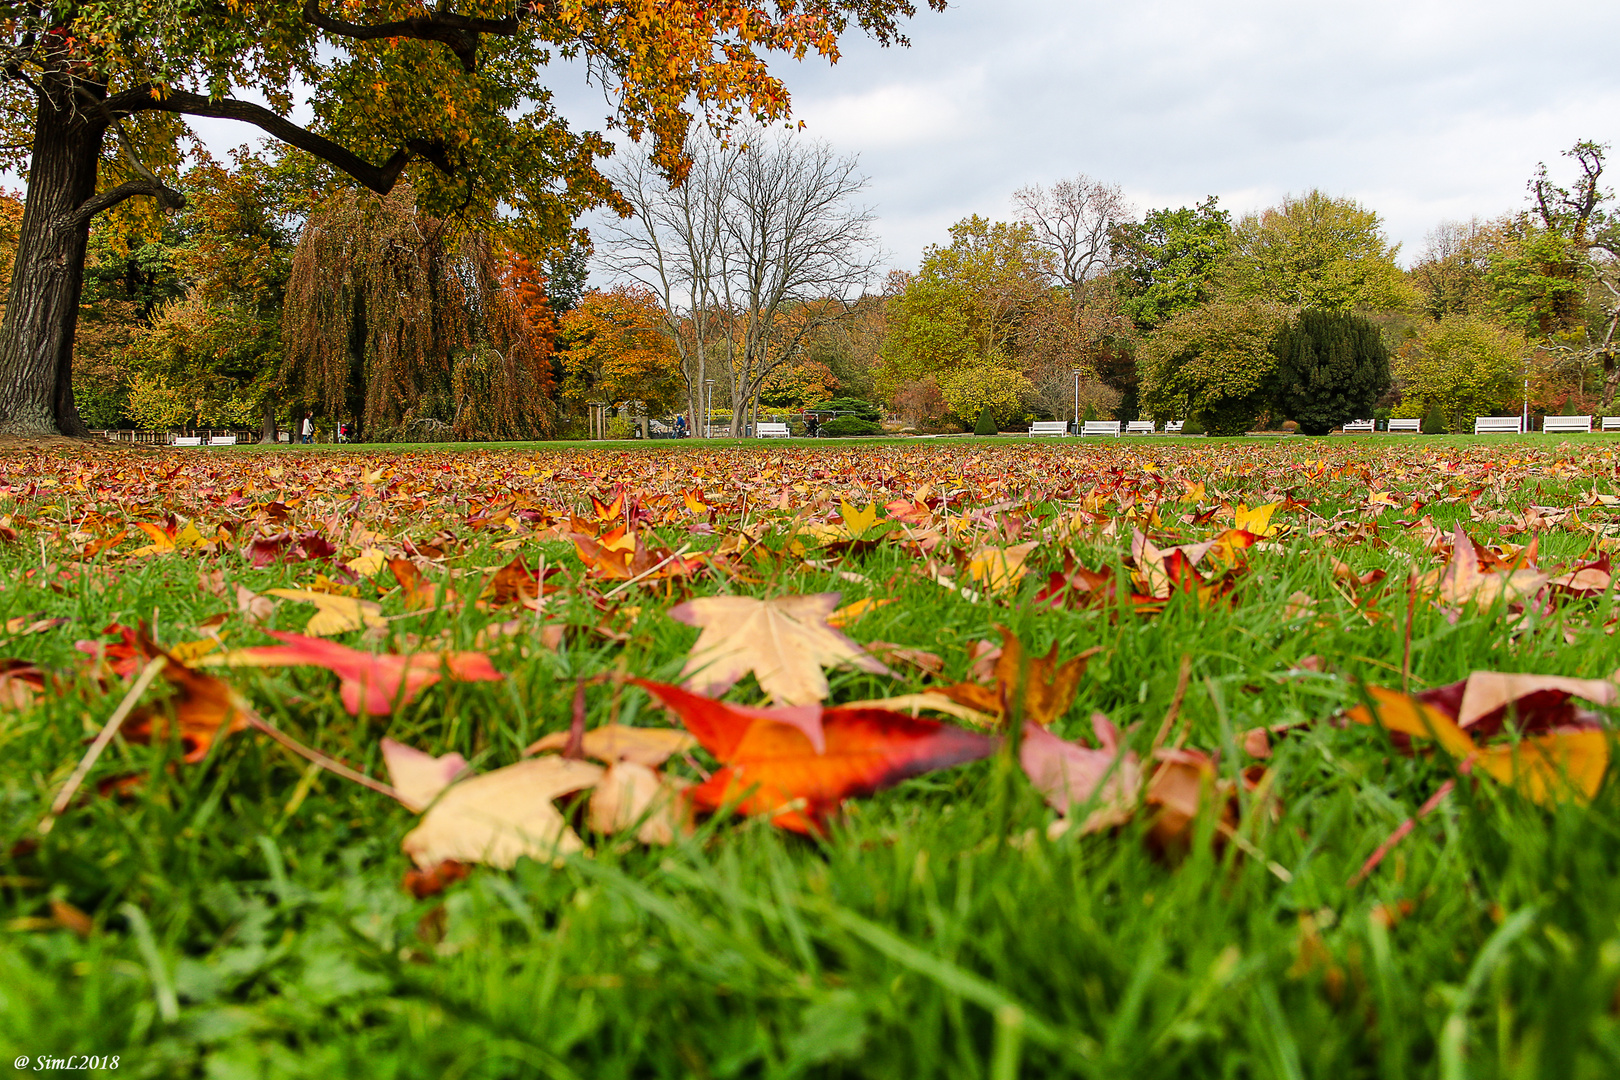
[558,0,1619,273]
[173,0,1617,276]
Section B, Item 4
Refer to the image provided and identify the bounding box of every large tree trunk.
[0,90,107,438]
[260,395,280,444]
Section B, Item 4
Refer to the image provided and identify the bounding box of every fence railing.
[90,429,265,445]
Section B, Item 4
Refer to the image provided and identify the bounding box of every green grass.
[2,439,1620,1078]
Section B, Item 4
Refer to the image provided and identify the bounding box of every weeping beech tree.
[281,186,555,441]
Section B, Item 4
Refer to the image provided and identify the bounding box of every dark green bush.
[819,397,881,422]
[820,417,882,437]
[1423,403,1447,435]
[1196,399,1259,436]
[1274,310,1392,436]
[973,408,999,435]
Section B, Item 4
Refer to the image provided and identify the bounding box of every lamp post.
[705,380,715,438]
[1522,362,1530,433]
[1072,370,1082,435]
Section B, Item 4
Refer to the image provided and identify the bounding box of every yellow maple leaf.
[266,589,385,636]
[1233,501,1281,537]
[839,498,879,536]
[967,541,1039,596]
[347,548,388,576]
[827,597,897,627]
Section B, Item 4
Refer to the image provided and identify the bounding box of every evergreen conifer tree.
[974,407,999,435]
[1274,310,1392,436]
[1423,402,1447,435]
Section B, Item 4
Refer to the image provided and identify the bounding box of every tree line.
[877,141,1618,435]
[5,123,1613,441]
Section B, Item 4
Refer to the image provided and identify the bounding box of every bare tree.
[716,135,881,434]
[598,142,738,432]
[601,131,881,435]
[1012,175,1134,296]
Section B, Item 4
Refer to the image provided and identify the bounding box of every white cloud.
[746,0,1620,272]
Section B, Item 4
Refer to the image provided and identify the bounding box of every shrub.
[820,397,881,422]
[1179,415,1206,435]
[820,417,883,437]
[1196,399,1261,437]
[973,408,999,435]
[1280,420,1299,433]
[1423,402,1447,435]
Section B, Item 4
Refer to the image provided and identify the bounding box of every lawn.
[3,435,1620,1079]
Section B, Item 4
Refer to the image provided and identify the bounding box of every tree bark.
[260,395,280,444]
[0,87,108,438]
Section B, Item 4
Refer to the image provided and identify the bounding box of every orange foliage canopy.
[557,287,685,416]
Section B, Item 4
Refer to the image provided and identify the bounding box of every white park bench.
[1473,416,1522,434]
[1387,418,1421,434]
[1604,417,1620,432]
[1164,420,1185,435]
[1542,415,1592,434]
[1341,420,1375,434]
[208,434,239,446]
[1081,420,1122,437]
[755,422,791,438]
[1027,421,1069,436]
[171,435,203,447]
[1125,420,1157,435]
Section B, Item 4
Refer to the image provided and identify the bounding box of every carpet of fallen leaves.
[5,438,1620,1071]
[5,438,1619,875]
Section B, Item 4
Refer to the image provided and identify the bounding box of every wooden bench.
[207,434,239,446]
[755,422,791,438]
[1164,420,1185,435]
[1387,418,1421,434]
[1341,420,1375,434]
[1081,420,1122,437]
[1473,416,1522,434]
[1604,417,1620,432]
[1027,421,1069,436]
[1125,420,1157,435]
[172,435,203,447]
[1542,415,1592,434]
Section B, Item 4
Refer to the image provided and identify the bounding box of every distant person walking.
[301,412,314,444]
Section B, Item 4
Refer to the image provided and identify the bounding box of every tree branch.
[302,0,529,72]
[68,177,185,228]
[106,88,453,194]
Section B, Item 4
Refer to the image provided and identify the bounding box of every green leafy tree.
[1393,315,1524,432]
[1274,310,1392,435]
[126,294,276,430]
[1109,197,1231,330]
[880,216,1051,421]
[1409,219,1494,320]
[0,0,946,437]
[1222,190,1412,311]
[1138,299,1285,435]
